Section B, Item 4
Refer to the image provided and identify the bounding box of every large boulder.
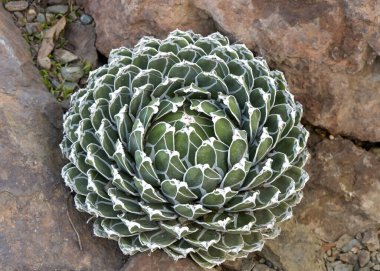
[81,0,380,142]
[262,134,380,271]
[0,5,126,270]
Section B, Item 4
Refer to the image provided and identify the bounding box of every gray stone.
[0,4,126,270]
[61,66,84,82]
[342,239,363,253]
[46,4,68,14]
[80,13,93,25]
[362,229,380,251]
[337,235,353,250]
[252,264,275,271]
[339,252,358,265]
[5,1,28,12]
[53,48,78,63]
[332,262,353,271]
[25,22,41,35]
[358,250,370,267]
[36,13,46,23]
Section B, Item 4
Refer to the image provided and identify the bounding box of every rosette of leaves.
[60,30,309,268]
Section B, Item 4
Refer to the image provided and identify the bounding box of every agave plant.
[60,30,309,268]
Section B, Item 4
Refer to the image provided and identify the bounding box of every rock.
[252,264,275,271]
[81,0,380,141]
[46,4,68,14]
[362,229,380,251]
[80,13,93,25]
[47,0,68,4]
[337,235,353,250]
[222,259,242,271]
[81,0,216,56]
[121,250,207,271]
[0,4,126,270]
[359,267,370,271]
[299,137,380,241]
[332,262,354,271]
[26,8,37,22]
[358,250,370,267]
[53,48,78,63]
[25,22,42,35]
[339,252,358,265]
[36,13,46,23]
[5,1,28,12]
[263,220,325,271]
[374,265,380,271]
[341,239,362,253]
[64,22,98,67]
[61,66,84,82]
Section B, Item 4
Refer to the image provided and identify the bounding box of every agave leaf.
[139,202,178,221]
[133,177,168,204]
[200,187,237,209]
[173,203,212,220]
[160,220,198,239]
[196,55,229,78]
[119,236,149,255]
[139,229,177,249]
[184,229,221,250]
[161,179,197,204]
[108,187,143,214]
[184,164,221,198]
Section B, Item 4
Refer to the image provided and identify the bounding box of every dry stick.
[66,196,83,251]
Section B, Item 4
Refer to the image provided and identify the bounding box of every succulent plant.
[60,30,309,268]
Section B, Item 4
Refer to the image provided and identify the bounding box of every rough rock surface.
[81,0,380,141]
[80,0,216,56]
[64,21,98,68]
[262,134,380,271]
[0,5,126,270]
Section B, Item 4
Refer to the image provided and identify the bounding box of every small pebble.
[5,1,28,12]
[26,8,37,22]
[36,13,46,23]
[327,249,333,257]
[13,11,24,20]
[61,66,84,82]
[358,250,370,267]
[79,13,93,25]
[54,49,78,63]
[46,4,68,14]
[356,232,363,241]
[339,252,358,265]
[329,134,335,140]
[25,23,41,35]
[259,258,266,264]
[374,264,380,271]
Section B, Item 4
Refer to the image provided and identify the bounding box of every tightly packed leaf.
[60,30,309,268]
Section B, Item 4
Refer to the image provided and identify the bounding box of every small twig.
[66,196,83,251]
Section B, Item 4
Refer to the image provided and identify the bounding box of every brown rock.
[362,229,380,251]
[80,0,216,56]
[81,0,380,141]
[301,137,380,240]
[263,220,325,271]
[121,250,207,271]
[64,22,98,67]
[358,250,370,267]
[0,5,126,270]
